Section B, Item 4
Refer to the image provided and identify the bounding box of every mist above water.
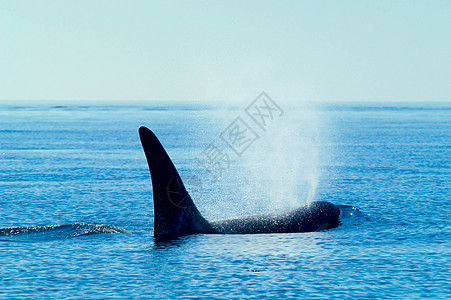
[237,105,322,213]
[197,102,324,219]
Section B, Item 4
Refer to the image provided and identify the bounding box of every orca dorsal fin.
[139,127,215,238]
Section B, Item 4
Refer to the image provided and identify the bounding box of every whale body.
[139,126,340,240]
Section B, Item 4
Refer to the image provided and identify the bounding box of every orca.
[139,126,340,240]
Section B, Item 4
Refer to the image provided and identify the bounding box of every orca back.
[139,126,341,238]
[210,201,340,234]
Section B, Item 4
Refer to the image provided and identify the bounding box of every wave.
[336,205,369,227]
[0,223,129,242]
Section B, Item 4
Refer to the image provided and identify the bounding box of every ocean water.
[0,101,449,299]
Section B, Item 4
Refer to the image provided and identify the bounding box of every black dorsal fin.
[139,127,215,238]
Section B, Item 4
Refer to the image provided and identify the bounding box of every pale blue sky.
[1,0,450,103]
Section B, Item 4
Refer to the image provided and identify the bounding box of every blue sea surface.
[0,102,449,299]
